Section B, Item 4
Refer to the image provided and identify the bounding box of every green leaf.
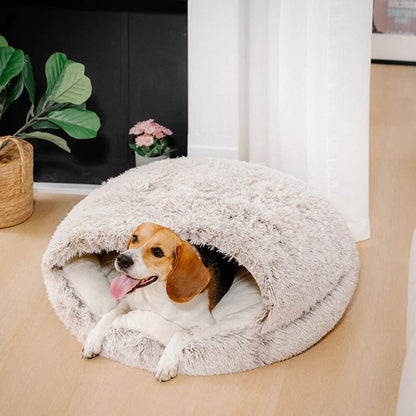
[0,48,24,89]
[2,74,24,113]
[45,52,68,98]
[18,131,71,152]
[129,143,139,154]
[47,62,91,105]
[129,143,147,156]
[163,147,175,155]
[37,53,69,114]
[0,46,14,75]
[0,36,8,47]
[22,55,35,107]
[47,108,100,138]
[36,101,70,115]
[35,98,86,117]
[0,88,7,118]
[71,102,87,110]
[150,146,161,157]
[26,103,34,120]
[31,119,60,130]
[35,92,46,115]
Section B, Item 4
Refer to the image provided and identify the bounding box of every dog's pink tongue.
[110,275,140,300]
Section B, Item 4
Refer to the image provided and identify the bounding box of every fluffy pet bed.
[41,157,359,376]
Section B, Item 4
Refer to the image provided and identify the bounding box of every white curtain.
[188,0,373,241]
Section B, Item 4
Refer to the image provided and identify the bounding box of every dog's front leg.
[113,310,181,346]
[82,300,129,359]
[112,310,184,381]
[155,330,194,382]
[154,316,251,382]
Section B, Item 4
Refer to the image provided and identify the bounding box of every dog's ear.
[166,242,210,303]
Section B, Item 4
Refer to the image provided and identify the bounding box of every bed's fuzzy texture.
[41,157,359,375]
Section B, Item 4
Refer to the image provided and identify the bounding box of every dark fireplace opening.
[0,3,187,184]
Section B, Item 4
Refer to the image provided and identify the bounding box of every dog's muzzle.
[116,253,134,269]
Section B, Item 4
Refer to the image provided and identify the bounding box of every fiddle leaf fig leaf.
[31,119,60,130]
[0,36,8,47]
[47,62,91,105]
[47,108,100,138]
[0,47,24,90]
[22,55,35,109]
[3,74,24,113]
[18,131,71,152]
[45,52,68,98]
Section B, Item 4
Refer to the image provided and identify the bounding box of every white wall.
[187,0,241,159]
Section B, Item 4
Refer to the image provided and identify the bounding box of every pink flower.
[154,125,173,139]
[162,127,173,135]
[129,119,155,135]
[142,120,157,135]
[129,124,142,135]
[130,119,173,151]
[154,129,165,139]
[135,134,154,147]
[130,119,173,138]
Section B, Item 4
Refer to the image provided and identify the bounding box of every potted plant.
[0,35,100,228]
[129,118,174,166]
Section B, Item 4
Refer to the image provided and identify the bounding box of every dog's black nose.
[117,253,134,269]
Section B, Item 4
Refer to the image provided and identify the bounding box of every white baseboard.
[187,144,239,159]
[34,182,99,195]
[372,33,416,62]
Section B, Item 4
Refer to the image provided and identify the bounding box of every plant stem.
[13,120,34,136]
[13,102,54,136]
[1,107,49,151]
[13,116,48,136]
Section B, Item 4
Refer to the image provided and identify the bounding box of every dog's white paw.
[155,353,179,382]
[82,329,104,359]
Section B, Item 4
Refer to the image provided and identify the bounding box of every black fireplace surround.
[0,2,187,184]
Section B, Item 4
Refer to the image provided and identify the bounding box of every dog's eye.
[151,247,164,258]
[131,235,138,244]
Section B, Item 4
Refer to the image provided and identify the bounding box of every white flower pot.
[135,154,169,167]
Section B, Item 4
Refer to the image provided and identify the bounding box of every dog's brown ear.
[166,242,210,303]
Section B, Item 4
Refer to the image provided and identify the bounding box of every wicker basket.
[0,136,34,228]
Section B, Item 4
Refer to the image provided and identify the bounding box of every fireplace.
[0,3,187,184]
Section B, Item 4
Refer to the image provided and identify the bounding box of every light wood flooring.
[1,63,415,415]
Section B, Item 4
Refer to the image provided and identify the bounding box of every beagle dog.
[82,222,237,381]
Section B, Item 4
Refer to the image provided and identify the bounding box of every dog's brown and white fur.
[82,222,237,381]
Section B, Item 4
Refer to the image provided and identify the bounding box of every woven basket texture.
[0,136,33,228]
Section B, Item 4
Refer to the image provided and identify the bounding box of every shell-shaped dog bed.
[42,157,359,376]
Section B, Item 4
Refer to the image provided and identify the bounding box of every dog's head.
[112,223,210,302]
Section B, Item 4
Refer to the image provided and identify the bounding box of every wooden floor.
[1,64,415,416]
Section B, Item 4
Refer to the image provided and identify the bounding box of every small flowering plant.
[129,119,174,157]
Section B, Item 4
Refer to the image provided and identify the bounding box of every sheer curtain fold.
[188,0,372,241]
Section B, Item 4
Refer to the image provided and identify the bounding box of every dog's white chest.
[126,282,214,329]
